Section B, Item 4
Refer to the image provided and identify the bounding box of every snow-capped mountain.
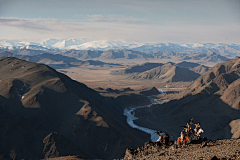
[0,39,240,57]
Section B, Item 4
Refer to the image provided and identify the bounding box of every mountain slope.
[177,61,210,75]
[111,62,164,75]
[0,57,149,159]
[128,63,200,82]
[180,57,240,97]
[0,103,90,160]
[183,52,229,62]
[150,57,240,140]
[190,64,209,75]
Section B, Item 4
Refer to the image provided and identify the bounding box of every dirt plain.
[56,58,200,91]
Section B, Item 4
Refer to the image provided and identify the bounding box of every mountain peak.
[210,52,217,55]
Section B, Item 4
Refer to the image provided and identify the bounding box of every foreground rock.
[122,138,240,160]
[43,155,89,160]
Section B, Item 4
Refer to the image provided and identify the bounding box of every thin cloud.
[0,17,239,44]
[87,14,147,24]
[0,17,65,31]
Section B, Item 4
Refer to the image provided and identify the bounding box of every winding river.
[123,89,166,142]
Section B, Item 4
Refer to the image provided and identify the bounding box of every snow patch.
[52,40,66,49]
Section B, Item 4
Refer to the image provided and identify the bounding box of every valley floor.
[57,66,191,90]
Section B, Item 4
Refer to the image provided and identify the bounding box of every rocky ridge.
[128,63,200,82]
[111,61,208,82]
[177,61,210,75]
[122,138,240,160]
[144,57,240,140]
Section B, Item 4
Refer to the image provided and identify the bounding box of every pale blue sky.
[0,0,240,44]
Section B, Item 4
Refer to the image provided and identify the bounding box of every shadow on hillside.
[0,92,99,159]
[140,93,240,140]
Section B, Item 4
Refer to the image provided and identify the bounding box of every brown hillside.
[221,78,240,110]
[132,57,240,141]
[0,57,149,159]
[129,63,200,82]
[150,57,240,139]
[180,57,240,99]
[177,61,210,75]
[190,65,209,75]
[111,62,163,75]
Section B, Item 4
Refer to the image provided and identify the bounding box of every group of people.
[181,118,203,137]
[178,118,204,146]
[155,118,204,147]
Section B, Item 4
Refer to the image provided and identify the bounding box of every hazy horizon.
[1,0,240,44]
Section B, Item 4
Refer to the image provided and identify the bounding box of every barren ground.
[122,138,240,160]
[56,58,218,90]
[57,64,191,90]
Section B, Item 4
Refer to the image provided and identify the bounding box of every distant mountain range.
[0,39,240,57]
[0,49,230,63]
[0,51,122,69]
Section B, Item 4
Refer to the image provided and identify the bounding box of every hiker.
[177,130,190,147]
[181,123,191,134]
[187,129,194,136]
[155,131,163,147]
[163,132,169,145]
[194,122,201,134]
[180,130,185,143]
[186,123,191,133]
[155,131,163,143]
[188,118,194,125]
